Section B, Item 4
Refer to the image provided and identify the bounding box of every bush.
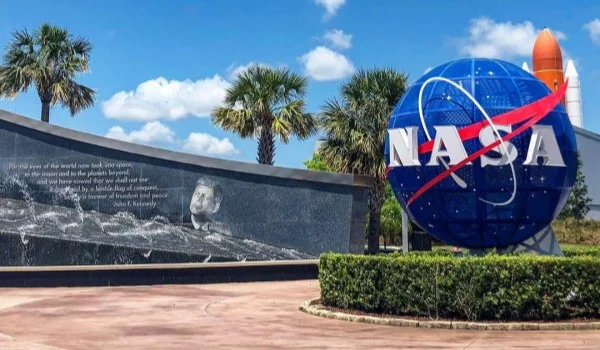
[319,252,600,321]
[563,245,600,258]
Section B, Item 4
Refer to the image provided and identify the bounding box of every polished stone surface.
[0,260,318,287]
[0,110,371,264]
[0,280,598,349]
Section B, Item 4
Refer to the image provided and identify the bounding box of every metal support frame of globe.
[500,225,563,256]
[470,225,563,256]
[401,211,409,253]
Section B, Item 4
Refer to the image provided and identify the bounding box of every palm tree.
[319,68,408,254]
[212,65,316,165]
[0,23,95,123]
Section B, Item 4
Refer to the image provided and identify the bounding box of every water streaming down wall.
[0,110,371,266]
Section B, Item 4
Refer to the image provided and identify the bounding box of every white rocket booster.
[521,62,531,73]
[564,59,583,128]
[315,137,326,152]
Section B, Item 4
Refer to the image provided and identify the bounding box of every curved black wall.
[0,110,371,266]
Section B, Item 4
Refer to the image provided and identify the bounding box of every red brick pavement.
[0,280,597,349]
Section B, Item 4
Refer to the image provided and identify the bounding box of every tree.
[559,154,592,223]
[0,23,95,123]
[318,68,408,254]
[303,152,331,172]
[380,183,403,249]
[212,65,317,165]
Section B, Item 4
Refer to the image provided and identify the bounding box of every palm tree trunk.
[38,88,52,123]
[257,127,275,165]
[366,179,386,254]
[40,97,51,123]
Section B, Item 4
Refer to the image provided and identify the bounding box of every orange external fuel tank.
[532,28,565,105]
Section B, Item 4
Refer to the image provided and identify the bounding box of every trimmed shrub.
[563,246,600,258]
[319,252,600,321]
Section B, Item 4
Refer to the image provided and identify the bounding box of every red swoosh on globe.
[386,80,567,207]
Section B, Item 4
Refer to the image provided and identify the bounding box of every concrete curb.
[299,298,600,331]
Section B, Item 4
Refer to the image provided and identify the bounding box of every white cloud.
[584,19,600,45]
[183,133,238,156]
[300,46,355,81]
[105,123,238,158]
[101,76,230,121]
[456,17,566,59]
[323,29,352,49]
[105,122,176,145]
[314,0,346,19]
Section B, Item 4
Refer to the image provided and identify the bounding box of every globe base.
[468,226,562,256]
[499,226,563,257]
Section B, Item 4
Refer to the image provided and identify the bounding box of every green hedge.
[563,246,600,258]
[319,252,600,321]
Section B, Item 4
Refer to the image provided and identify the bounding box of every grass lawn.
[431,243,599,251]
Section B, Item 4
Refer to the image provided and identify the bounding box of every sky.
[0,0,600,169]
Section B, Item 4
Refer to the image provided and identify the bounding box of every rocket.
[565,59,583,127]
[315,137,326,152]
[532,28,565,105]
[530,28,584,128]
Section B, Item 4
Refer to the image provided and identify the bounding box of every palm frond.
[318,68,408,178]
[341,68,409,111]
[0,23,95,119]
[271,118,292,143]
[275,99,316,141]
[267,67,307,102]
[0,28,37,95]
[211,107,256,138]
[0,65,33,97]
[5,29,35,63]
[59,79,95,115]
[71,37,92,57]
[212,64,312,148]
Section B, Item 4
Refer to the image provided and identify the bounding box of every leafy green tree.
[380,183,403,248]
[0,23,95,123]
[559,154,592,223]
[303,151,330,172]
[318,68,408,253]
[212,65,317,165]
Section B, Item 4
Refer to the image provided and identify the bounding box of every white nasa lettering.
[427,126,471,166]
[388,127,420,166]
[388,125,566,168]
[523,125,566,166]
[478,124,518,167]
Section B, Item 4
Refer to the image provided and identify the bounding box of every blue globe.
[385,58,578,249]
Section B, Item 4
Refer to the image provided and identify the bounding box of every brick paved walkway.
[0,280,598,349]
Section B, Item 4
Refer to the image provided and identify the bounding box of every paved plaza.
[0,280,597,349]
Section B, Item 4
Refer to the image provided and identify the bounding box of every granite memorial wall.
[0,110,372,266]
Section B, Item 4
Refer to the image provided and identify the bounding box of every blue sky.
[0,0,599,169]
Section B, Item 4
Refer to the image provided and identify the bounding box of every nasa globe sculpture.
[385,58,577,255]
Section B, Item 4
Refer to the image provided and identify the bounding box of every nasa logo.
[388,78,567,207]
[385,58,578,249]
